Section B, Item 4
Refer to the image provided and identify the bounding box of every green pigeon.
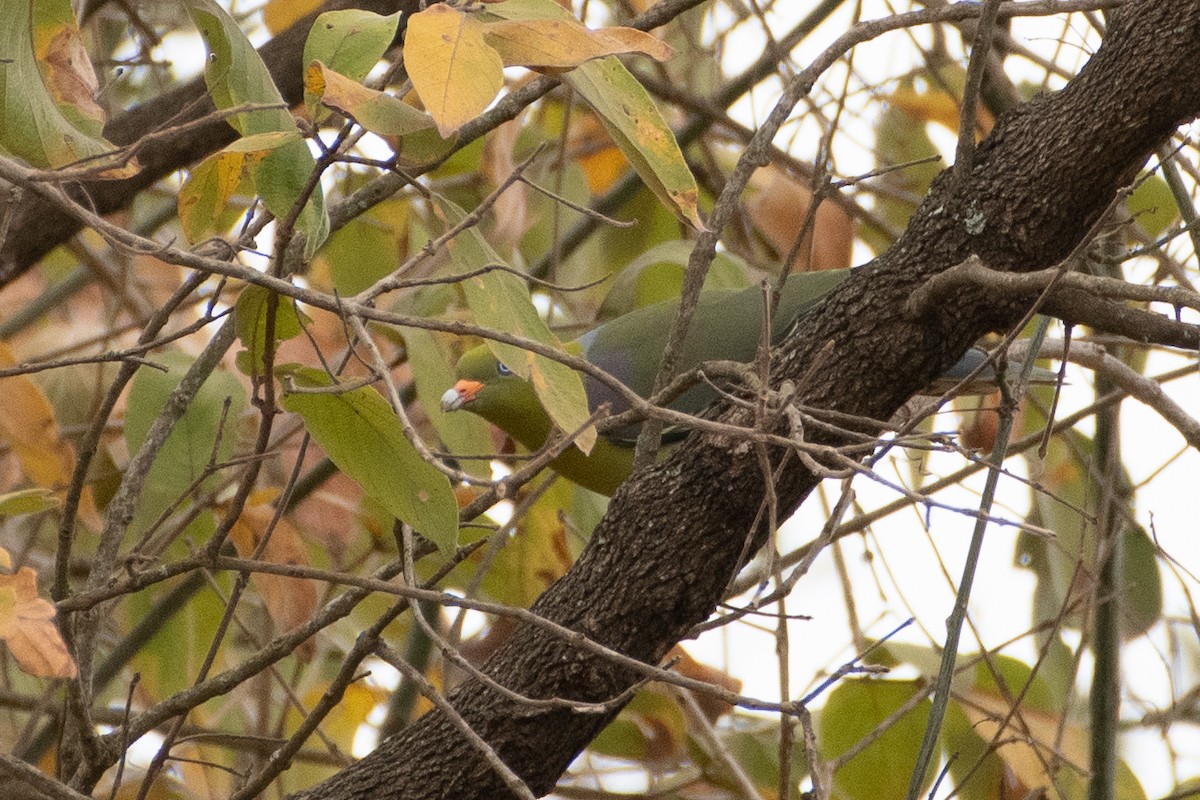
[441,269,1054,495]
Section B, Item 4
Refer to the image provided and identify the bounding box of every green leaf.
[178,145,259,243]
[124,518,226,701]
[280,367,458,555]
[313,193,408,294]
[692,716,809,799]
[187,0,294,136]
[565,58,702,231]
[942,701,1007,800]
[1121,524,1164,638]
[1019,429,1161,639]
[0,488,59,517]
[971,653,1057,713]
[478,478,580,607]
[304,62,452,163]
[185,0,329,256]
[0,0,125,170]
[865,97,942,253]
[499,5,689,210]
[1127,172,1178,239]
[259,136,331,257]
[402,327,493,480]
[590,688,685,762]
[306,62,433,135]
[598,240,750,318]
[234,284,307,377]
[124,352,248,527]
[484,0,701,230]
[819,678,932,800]
[178,131,310,246]
[302,8,401,120]
[30,0,104,136]
[436,198,595,454]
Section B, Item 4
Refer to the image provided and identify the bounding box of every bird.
[441,269,1056,496]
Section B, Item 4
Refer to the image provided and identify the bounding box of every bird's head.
[440,345,552,449]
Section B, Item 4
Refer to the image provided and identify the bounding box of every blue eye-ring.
[496,361,512,376]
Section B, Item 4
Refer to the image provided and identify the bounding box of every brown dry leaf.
[960,396,1001,452]
[39,24,105,135]
[962,396,1030,452]
[747,166,855,272]
[958,687,1089,794]
[0,566,77,678]
[482,120,530,247]
[229,495,319,636]
[665,645,742,722]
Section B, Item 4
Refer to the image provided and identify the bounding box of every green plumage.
[442,269,1055,495]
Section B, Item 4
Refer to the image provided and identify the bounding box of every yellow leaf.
[287,681,385,743]
[229,501,319,637]
[0,567,77,678]
[889,84,995,138]
[570,112,627,193]
[481,18,674,68]
[178,131,296,243]
[405,5,504,135]
[565,58,704,230]
[262,0,324,34]
[178,149,254,243]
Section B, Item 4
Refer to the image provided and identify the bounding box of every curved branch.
[1033,338,1200,448]
[0,0,420,286]
[293,2,1200,799]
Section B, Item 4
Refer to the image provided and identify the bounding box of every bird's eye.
[496,361,512,376]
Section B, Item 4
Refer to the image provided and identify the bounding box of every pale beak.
[440,380,484,412]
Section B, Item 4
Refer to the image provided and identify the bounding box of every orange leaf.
[262,0,323,34]
[667,645,741,722]
[0,343,73,488]
[0,566,77,678]
[747,165,855,273]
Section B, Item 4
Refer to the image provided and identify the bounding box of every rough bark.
[293,1,1200,798]
[0,0,419,285]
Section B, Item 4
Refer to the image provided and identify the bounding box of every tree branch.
[0,0,420,286]
[293,1,1200,798]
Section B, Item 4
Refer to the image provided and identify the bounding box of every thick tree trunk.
[294,2,1200,798]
